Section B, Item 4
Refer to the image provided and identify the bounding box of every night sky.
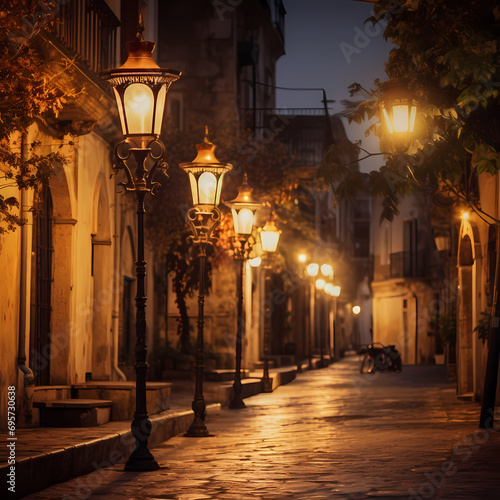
[276,0,393,170]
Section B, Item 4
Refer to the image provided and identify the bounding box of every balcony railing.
[53,0,120,75]
[390,251,428,279]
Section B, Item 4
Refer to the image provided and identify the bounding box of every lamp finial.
[136,13,145,41]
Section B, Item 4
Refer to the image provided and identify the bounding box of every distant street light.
[320,264,333,278]
[352,305,361,315]
[298,253,307,263]
[100,16,180,472]
[226,176,260,409]
[315,278,326,290]
[259,218,282,392]
[307,263,319,277]
[180,129,232,435]
[249,256,262,268]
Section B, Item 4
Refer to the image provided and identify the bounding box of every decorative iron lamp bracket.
[186,207,221,250]
[113,139,168,196]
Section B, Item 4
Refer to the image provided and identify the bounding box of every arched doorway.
[457,219,479,396]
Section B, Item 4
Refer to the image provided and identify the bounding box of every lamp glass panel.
[188,173,199,205]
[324,283,334,295]
[235,208,254,235]
[409,105,417,133]
[154,85,167,135]
[392,105,409,133]
[382,107,394,134]
[332,285,341,297]
[113,88,127,135]
[198,171,217,206]
[123,83,154,135]
[215,173,225,206]
[261,230,280,253]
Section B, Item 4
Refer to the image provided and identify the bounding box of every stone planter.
[434,353,445,365]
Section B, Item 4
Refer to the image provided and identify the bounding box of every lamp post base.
[229,397,246,409]
[124,449,160,471]
[262,377,273,393]
[185,417,211,437]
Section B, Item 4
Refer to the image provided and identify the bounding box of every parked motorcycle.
[359,343,402,374]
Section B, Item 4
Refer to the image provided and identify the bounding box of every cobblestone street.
[24,356,500,499]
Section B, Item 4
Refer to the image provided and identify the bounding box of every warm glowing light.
[233,208,254,235]
[352,305,361,315]
[198,172,217,205]
[382,100,417,135]
[180,131,232,210]
[393,105,410,133]
[307,263,319,277]
[249,256,261,268]
[101,35,180,144]
[462,212,470,221]
[331,285,341,297]
[226,175,260,238]
[382,107,393,134]
[324,283,334,295]
[315,278,326,290]
[298,253,307,263]
[321,264,333,277]
[124,83,154,135]
[260,220,281,253]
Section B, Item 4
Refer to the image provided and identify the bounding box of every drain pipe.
[112,188,126,381]
[412,291,418,364]
[18,133,35,387]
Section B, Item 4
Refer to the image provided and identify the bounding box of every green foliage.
[431,308,457,345]
[320,0,500,221]
[474,309,491,343]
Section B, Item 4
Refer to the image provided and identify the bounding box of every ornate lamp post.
[306,262,319,369]
[259,219,282,392]
[226,176,260,409]
[100,18,180,471]
[325,284,341,361]
[180,129,232,435]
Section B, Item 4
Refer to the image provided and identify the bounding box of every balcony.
[242,108,330,166]
[390,251,428,279]
[53,0,120,75]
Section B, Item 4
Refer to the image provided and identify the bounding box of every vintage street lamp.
[305,262,320,369]
[307,262,319,278]
[320,264,333,278]
[259,219,282,392]
[226,176,260,409]
[380,84,417,149]
[180,129,232,435]
[100,17,180,471]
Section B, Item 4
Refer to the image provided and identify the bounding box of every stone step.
[72,381,171,421]
[204,369,250,382]
[33,399,112,427]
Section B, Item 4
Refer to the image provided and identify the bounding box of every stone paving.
[21,356,500,499]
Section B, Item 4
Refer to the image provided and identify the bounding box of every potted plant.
[431,308,457,364]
